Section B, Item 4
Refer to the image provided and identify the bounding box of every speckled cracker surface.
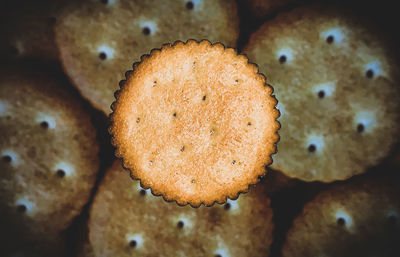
[110,40,279,206]
[89,160,274,257]
[0,66,99,256]
[244,6,400,182]
[55,0,240,114]
[282,177,400,257]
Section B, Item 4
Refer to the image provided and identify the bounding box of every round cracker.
[55,0,240,114]
[282,176,400,257]
[0,65,99,256]
[89,160,274,257]
[244,5,400,182]
[110,40,279,206]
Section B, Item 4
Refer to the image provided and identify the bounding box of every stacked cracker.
[85,160,274,257]
[1,0,276,256]
[0,65,100,256]
[54,0,240,114]
[243,4,400,257]
[244,5,400,182]
[282,176,400,257]
[1,0,400,257]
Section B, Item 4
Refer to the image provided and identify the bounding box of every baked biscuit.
[282,176,400,257]
[55,0,240,114]
[244,5,400,182]
[0,65,99,256]
[89,160,274,257]
[110,40,279,206]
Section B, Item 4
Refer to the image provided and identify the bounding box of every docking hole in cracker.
[282,177,400,257]
[244,5,400,182]
[0,66,99,255]
[55,0,239,114]
[110,40,279,207]
[88,160,275,257]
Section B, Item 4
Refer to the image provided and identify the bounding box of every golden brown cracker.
[244,5,400,182]
[55,0,240,114]
[110,40,279,206]
[89,160,274,257]
[0,65,99,256]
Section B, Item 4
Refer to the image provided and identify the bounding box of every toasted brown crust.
[244,5,400,182]
[0,65,99,255]
[55,0,239,114]
[282,176,400,257]
[110,40,279,206]
[89,160,274,257]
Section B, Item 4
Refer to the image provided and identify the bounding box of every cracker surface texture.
[282,177,400,257]
[89,160,274,257]
[111,40,279,206]
[55,0,239,114]
[244,6,400,182]
[0,66,99,256]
